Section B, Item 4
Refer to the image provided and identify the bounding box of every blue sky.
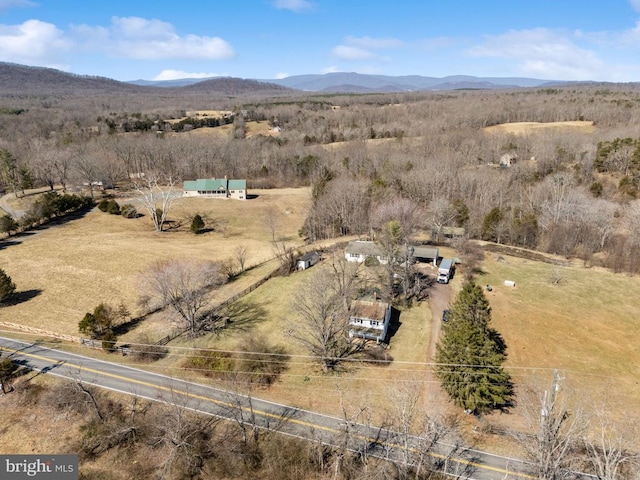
[1,0,640,82]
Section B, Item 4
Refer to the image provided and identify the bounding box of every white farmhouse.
[183,177,247,200]
[348,299,392,344]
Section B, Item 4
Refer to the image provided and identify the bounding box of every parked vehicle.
[442,309,451,322]
[437,258,454,284]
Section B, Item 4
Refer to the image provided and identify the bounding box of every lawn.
[479,252,640,430]
[0,188,311,336]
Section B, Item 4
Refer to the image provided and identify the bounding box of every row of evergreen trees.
[0,192,94,236]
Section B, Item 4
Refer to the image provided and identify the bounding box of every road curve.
[0,336,543,480]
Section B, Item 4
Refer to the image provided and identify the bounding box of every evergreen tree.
[434,282,513,414]
[0,215,19,235]
[78,303,118,351]
[481,207,503,242]
[0,269,16,303]
[190,213,205,234]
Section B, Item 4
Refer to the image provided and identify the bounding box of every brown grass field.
[0,188,310,336]
[2,180,640,453]
[483,120,596,135]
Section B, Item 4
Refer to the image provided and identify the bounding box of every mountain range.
[133,71,570,93]
[0,61,584,95]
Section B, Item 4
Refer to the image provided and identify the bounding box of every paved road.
[0,336,544,480]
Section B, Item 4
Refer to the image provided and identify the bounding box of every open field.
[166,119,280,138]
[483,120,596,135]
[477,252,640,435]
[0,188,311,336]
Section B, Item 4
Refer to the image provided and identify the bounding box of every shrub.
[0,269,16,303]
[106,199,121,215]
[235,335,290,386]
[120,204,138,218]
[364,255,380,267]
[130,335,168,362]
[183,350,235,379]
[190,213,205,233]
[97,199,110,212]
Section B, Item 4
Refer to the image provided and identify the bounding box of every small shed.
[410,245,439,266]
[297,251,320,270]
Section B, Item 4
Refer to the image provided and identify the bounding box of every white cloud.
[73,16,235,60]
[0,0,36,10]
[273,0,313,12]
[275,72,289,79]
[154,70,224,81]
[468,28,604,79]
[345,36,404,49]
[330,35,402,63]
[0,19,71,65]
[332,45,375,60]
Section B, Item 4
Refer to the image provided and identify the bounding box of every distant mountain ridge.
[0,63,291,96]
[133,72,567,92]
[0,62,575,95]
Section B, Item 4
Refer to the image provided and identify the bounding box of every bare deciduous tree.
[582,406,640,480]
[132,172,179,232]
[513,373,587,480]
[290,266,365,372]
[427,197,457,242]
[234,245,249,273]
[140,259,226,336]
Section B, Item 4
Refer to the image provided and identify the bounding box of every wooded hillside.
[2,64,640,272]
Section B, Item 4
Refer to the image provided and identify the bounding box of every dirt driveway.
[416,262,454,410]
[427,281,453,361]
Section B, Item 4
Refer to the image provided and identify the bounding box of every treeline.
[0,191,94,237]
[98,111,235,134]
[4,85,640,271]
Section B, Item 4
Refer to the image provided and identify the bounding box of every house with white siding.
[348,298,392,343]
[344,240,388,264]
[183,177,247,200]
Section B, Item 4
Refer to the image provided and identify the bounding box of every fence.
[153,265,280,345]
[0,321,129,354]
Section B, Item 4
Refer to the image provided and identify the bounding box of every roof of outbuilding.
[411,246,439,259]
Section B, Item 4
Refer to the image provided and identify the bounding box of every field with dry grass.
[483,120,596,135]
[476,252,640,440]
[165,119,280,139]
[0,188,310,337]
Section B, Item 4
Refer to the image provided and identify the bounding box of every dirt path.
[427,281,452,361]
[0,192,25,219]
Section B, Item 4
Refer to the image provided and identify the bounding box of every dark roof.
[411,246,439,259]
[345,240,383,256]
[350,300,390,322]
[299,251,320,261]
[183,178,246,191]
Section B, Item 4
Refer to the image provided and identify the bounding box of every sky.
[1,0,640,82]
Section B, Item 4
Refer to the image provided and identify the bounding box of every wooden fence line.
[153,265,280,346]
